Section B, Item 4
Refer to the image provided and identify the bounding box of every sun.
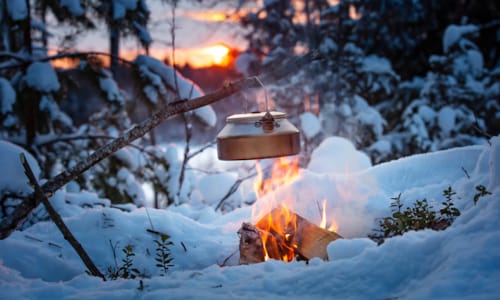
[202,44,230,66]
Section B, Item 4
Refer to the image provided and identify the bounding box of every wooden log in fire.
[238,208,342,264]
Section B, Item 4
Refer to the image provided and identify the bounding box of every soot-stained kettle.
[216,78,300,160]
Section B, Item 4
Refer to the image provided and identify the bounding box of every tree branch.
[20,154,106,280]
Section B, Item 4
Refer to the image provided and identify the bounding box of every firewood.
[239,207,343,264]
[256,208,342,260]
[289,211,342,260]
[238,222,265,264]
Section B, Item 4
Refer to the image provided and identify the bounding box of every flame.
[319,199,328,229]
[257,205,297,262]
[319,199,339,232]
[254,157,301,198]
[252,157,340,262]
[252,157,301,261]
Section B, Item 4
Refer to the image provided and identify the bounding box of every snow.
[197,173,240,206]
[234,52,259,76]
[6,0,27,21]
[362,55,396,76]
[437,106,455,136]
[99,75,122,104]
[0,141,40,194]
[134,55,217,127]
[299,112,321,139]
[0,135,499,299]
[133,21,152,47]
[466,49,484,75]
[307,136,372,174]
[443,24,478,53]
[0,78,16,114]
[112,0,138,20]
[24,62,60,93]
[319,37,338,54]
[60,0,84,17]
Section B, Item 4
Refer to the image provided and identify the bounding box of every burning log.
[239,207,342,264]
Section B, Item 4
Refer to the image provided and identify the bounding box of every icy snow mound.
[0,140,40,194]
[307,136,371,174]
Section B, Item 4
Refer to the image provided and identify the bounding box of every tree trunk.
[110,23,120,77]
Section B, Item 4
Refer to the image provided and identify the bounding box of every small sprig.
[474,185,492,205]
[154,234,174,276]
[107,244,142,279]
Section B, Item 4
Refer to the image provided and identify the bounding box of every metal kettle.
[217,111,300,160]
[216,79,300,160]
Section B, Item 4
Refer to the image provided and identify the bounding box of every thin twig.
[215,171,258,212]
[218,249,239,267]
[180,241,187,252]
[145,207,155,231]
[186,140,217,161]
[461,166,471,179]
[20,153,106,280]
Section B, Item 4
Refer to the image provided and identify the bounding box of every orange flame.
[319,199,339,232]
[252,157,339,262]
[253,157,301,198]
[253,157,301,261]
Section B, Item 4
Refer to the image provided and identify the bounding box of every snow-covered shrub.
[3,61,73,146]
[133,55,216,128]
[386,24,493,156]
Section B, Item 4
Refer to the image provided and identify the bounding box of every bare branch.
[186,140,217,161]
[214,171,257,212]
[20,154,106,280]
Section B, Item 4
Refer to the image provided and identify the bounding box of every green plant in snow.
[473,185,492,205]
[154,234,174,276]
[440,186,461,220]
[107,244,142,280]
[369,186,461,245]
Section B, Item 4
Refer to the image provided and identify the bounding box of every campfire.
[239,157,342,264]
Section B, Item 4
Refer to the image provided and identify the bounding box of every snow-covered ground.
[0,135,499,300]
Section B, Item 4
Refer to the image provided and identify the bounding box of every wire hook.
[254,76,270,113]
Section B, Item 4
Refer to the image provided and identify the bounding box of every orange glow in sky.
[200,44,230,66]
[182,10,242,23]
[49,43,234,70]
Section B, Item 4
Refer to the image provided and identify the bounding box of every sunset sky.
[60,1,255,68]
